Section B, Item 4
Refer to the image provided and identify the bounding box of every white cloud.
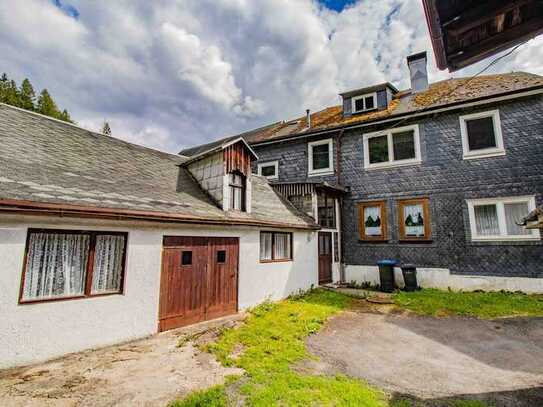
[1,0,541,154]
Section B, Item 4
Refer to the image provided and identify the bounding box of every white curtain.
[403,204,424,236]
[364,206,381,236]
[260,232,272,261]
[474,204,500,236]
[92,235,125,294]
[274,233,291,260]
[505,202,530,236]
[23,233,89,300]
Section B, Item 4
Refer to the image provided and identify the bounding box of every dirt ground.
[0,315,244,407]
[306,302,543,406]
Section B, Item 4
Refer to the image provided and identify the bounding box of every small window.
[318,193,336,228]
[257,161,279,180]
[364,125,421,169]
[20,230,127,303]
[333,232,339,263]
[217,250,226,263]
[260,232,292,262]
[397,198,431,241]
[181,251,192,265]
[229,171,246,211]
[308,139,333,176]
[358,201,387,241]
[352,93,377,113]
[460,110,504,159]
[467,196,540,241]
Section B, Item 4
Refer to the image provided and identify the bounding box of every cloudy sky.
[1,0,542,153]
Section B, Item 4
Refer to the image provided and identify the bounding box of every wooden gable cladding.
[224,142,252,176]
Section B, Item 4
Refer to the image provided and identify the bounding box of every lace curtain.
[260,232,272,261]
[403,204,425,237]
[92,235,126,294]
[23,233,89,300]
[274,233,291,260]
[474,205,500,236]
[364,206,381,236]
[505,202,530,236]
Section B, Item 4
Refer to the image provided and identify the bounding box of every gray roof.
[0,103,317,229]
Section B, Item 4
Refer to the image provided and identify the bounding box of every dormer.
[340,82,398,118]
[182,137,258,213]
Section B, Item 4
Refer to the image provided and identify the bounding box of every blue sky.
[1,0,541,153]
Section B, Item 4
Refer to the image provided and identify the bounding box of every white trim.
[257,161,279,180]
[466,196,540,241]
[351,92,377,113]
[363,124,421,170]
[251,88,543,148]
[308,138,334,176]
[460,110,505,160]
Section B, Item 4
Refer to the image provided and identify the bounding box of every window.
[260,232,293,262]
[308,139,333,176]
[363,125,421,169]
[257,161,279,180]
[229,171,246,211]
[20,229,127,303]
[333,232,339,262]
[358,201,387,241]
[352,93,377,113]
[460,110,505,159]
[181,251,192,265]
[467,196,540,241]
[318,193,336,228]
[217,250,226,263]
[397,198,431,241]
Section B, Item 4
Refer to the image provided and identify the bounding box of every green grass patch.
[394,289,543,319]
[169,384,227,407]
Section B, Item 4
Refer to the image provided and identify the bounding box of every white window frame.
[308,138,334,176]
[466,196,540,242]
[352,92,377,113]
[257,161,279,180]
[460,110,505,160]
[363,124,422,170]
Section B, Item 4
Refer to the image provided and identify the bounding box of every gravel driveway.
[0,315,244,407]
[307,304,543,406]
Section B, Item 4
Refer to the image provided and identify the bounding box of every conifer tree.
[0,73,8,103]
[4,80,20,106]
[59,109,73,123]
[37,89,61,118]
[19,78,36,111]
[101,121,112,136]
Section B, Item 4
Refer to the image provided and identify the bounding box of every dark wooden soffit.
[0,198,320,230]
[423,0,543,71]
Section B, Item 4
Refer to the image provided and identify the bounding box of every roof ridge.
[0,102,185,162]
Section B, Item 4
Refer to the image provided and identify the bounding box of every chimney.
[407,51,428,93]
[306,109,311,128]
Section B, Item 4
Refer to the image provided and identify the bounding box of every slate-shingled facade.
[182,53,543,291]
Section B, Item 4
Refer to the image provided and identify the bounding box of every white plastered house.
[0,103,320,369]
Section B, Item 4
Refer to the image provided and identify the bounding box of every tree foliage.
[0,73,73,123]
[101,121,112,136]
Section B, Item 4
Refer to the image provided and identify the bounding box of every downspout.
[336,129,346,283]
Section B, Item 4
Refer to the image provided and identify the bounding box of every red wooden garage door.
[159,236,239,332]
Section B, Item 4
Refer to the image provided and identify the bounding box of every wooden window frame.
[18,228,128,305]
[363,124,422,170]
[351,92,377,113]
[358,201,388,241]
[259,231,293,263]
[459,109,505,160]
[257,161,279,180]
[229,171,246,212]
[397,198,432,241]
[308,138,334,176]
[318,193,336,229]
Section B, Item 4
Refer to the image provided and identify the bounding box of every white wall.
[345,265,543,294]
[0,214,317,369]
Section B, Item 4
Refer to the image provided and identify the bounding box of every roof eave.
[422,0,449,71]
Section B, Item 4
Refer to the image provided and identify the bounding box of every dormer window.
[352,93,377,113]
[229,171,246,211]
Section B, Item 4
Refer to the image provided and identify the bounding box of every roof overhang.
[423,0,543,72]
[181,136,258,166]
[339,82,399,98]
[0,198,319,230]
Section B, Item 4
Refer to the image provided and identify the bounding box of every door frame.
[318,231,333,284]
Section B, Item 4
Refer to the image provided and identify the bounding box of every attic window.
[352,93,377,113]
[229,171,246,211]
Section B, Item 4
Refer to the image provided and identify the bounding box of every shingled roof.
[180,71,543,153]
[0,103,317,230]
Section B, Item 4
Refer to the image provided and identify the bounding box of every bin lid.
[377,259,398,266]
[401,264,416,268]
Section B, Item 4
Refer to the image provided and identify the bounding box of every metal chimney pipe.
[306,109,311,128]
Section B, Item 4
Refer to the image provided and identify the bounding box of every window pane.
[474,204,500,236]
[354,98,365,112]
[392,131,416,161]
[260,232,272,261]
[217,250,226,263]
[505,202,530,236]
[403,204,425,237]
[274,233,291,260]
[312,144,330,170]
[232,186,242,210]
[181,251,192,265]
[364,206,382,236]
[466,117,496,151]
[333,232,339,262]
[368,135,389,164]
[92,235,125,294]
[23,233,89,300]
[261,165,275,177]
[364,96,375,110]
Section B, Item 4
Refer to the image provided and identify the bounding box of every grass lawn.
[394,289,543,319]
[170,289,496,407]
